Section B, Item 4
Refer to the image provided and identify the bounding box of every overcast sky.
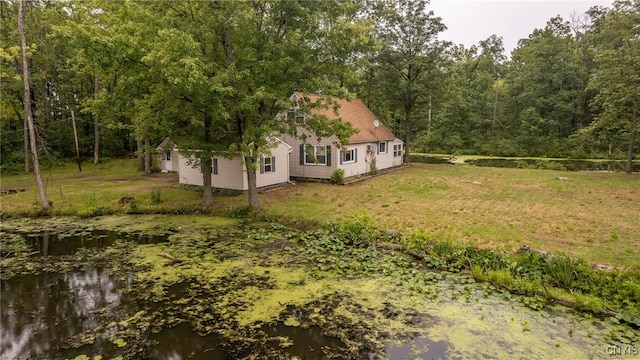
[429,0,614,56]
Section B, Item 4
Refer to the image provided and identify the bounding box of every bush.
[150,188,162,204]
[330,169,344,184]
[338,214,376,247]
[230,205,256,219]
[545,255,577,289]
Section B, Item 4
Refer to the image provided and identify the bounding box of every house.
[156,137,179,172]
[168,93,402,190]
[176,136,292,191]
[279,92,404,181]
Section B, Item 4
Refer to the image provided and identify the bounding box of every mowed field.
[1,160,638,268]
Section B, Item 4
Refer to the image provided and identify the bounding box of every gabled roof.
[293,92,397,144]
[156,137,176,151]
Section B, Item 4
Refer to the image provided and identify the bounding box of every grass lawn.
[1,159,639,269]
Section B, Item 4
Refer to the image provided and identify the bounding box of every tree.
[431,36,509,155]
[585,0,639,173]
[18,0,49,211]
[135,1,367,208]
[371,0,446,163]
[506,16,588,156]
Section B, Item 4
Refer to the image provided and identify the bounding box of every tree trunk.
[144,137,151,175]
[201,156,213,207]
[492,75,499,147]
[23,113,29,173]
[137,139,144,171]
[18,0,50,211]
[245,155,259,209]
[403,106,412,164]
[626,94,637,174]
[71,110,82,172]
[201,111,214,207]
[93,71,100,165]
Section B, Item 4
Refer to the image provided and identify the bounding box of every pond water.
[1,228,168,257]
[0,220,637,359]
[1,269,128,359]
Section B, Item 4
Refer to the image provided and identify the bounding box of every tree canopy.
[1,0,637,210]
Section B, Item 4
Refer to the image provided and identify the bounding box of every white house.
[166,93,402,189]
[156,137,179,172]
[279,92,404,180]
[176,137,292,191]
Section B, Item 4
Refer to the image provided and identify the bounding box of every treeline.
[1,0,638,178]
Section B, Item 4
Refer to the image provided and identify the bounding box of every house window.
[260,156,276,174]
[164,151,171,161]
[378,141,387,154]
[393,144,403,157]
[300,144,331,166]
[211,158,218,175]
[341,148,357,164]
[287,110,304,123]
[201,158,218,175]
[305,145,326,165]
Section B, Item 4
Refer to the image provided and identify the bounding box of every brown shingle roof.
[296,92,396,144]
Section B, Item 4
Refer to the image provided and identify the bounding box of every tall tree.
[138,0,366,208]
[18,0,49,211]
[584,0,639,173]
[506,16,587,156]
[372,0,446,163]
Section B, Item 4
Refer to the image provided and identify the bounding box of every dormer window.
[287,110,304,123]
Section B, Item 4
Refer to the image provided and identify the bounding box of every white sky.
[429,0,614,56]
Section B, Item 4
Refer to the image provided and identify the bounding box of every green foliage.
[230,205,256,219]
[545,255,577,289]
[125,201,138,214]
[330,169,345,184]
[150,188,162,204]
[77,206,108,218]
[335,214,377,248]
[0,233,29,257]
[369,157,378,175]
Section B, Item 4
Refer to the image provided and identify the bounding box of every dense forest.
[1,0,638,176]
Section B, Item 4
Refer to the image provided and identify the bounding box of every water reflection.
[0,269,128,359]
[149,323,225,360]
[0,229,169,256]
[263,323,349,359]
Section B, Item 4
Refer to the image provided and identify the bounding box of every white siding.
[157,148,179,172]
[178,153,204,186]
[280,132,337,180]
[177,140,291,190]
[339,140,403,178]
[257,143,291,187]
[338,143,369,177]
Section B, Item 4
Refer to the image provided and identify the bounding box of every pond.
[1,216,637,359]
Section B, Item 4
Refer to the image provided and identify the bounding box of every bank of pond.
[1,215,638,359]
[410,154,640,172]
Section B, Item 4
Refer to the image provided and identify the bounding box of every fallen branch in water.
[555,298,618,318]
[158,252,181,263]
[517,245,615,271]
[376,242,426,261]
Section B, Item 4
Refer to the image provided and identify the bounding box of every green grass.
[1,159,639,269]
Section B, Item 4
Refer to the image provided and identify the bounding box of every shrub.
[369,158,377,175]
[230,205,256,219]
[338,214,376,247]
[546,255,577,289]
[330,169,344,184]
[150,188,162,204]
